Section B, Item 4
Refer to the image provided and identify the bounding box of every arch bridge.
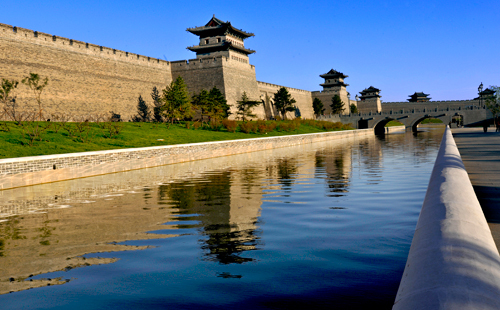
[319,106,492,134]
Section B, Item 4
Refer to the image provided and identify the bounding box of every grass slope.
[0,120,351,159]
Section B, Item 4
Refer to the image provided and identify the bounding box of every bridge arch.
[373,117,398,135]
[409,114,449,132]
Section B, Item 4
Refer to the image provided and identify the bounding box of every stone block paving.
[453,127,500,251]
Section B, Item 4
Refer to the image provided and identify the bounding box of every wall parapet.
[393,126,500,309]
[257,81,311,94]
[0,130,372,190]
[0,22,170,68]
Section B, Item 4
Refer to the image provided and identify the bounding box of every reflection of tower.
[228,168,263,252]
[161,170,262,264]
[323,147,352,196]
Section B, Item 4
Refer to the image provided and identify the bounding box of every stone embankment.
[393,126,500,310]
[0,129,372,190]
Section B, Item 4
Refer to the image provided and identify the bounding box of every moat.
[0,126,445,309]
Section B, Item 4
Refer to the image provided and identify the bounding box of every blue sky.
[1,0,498,102]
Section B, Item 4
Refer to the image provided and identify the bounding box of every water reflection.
[0,127,445,309]
[159,171,262,264]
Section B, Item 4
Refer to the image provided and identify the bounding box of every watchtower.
[408,92,431,102]
[315,69,350,114]
[358,86,382,113]
[187,15,255,63]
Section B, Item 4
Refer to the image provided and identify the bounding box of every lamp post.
[478,82,484,107]
[355,94,359,115]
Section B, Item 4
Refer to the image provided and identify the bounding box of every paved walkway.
[452,127,500,250]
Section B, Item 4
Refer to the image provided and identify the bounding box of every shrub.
[193,121,202,130]
[239,121,257,134]
[222,119,237,132]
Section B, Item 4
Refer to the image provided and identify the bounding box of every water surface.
[0,127,444,309]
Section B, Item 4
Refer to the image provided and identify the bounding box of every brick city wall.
[0,23,172,121]
[381,99,481,112]
[0,129,373,190]
[257,81,314,119]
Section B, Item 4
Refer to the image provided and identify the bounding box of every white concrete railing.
[393,126,500,309]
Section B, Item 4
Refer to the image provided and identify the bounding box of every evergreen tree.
[312,98,325,117]
[236,92,261,121]
[160,76,193,124]
[151,86,163,122]
[330,95,345,114]
[192,89,211,121]
[133,95,150,122]
[209,87,231,119]
[192,87,231,122]
[350,103,358,114]
[273,87,296,120]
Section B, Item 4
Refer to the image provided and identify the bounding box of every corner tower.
[187,15,255,63]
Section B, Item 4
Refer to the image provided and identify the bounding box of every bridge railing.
[318,105,486,120]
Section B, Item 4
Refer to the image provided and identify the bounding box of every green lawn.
[420,118,443,124]
[0,119,351,159]
[385,120,404,127]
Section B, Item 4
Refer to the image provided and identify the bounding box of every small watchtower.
[186,15,255,61]
[315,69,350,114]
[357,86,382,113]
[408,92,431,102]
[320,69,349,90]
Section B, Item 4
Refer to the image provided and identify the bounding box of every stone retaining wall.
[0,129,372,190]
[393,126,500,309]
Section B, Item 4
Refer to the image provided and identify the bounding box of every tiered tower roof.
[319,69,349,88]
[359,86,381,100]
[408,92,431,102]
[186,16,255,57]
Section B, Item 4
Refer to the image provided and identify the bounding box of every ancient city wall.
[257,81,314,119]
[382,99,481,112]
[0,23,172,120]
[311,89,350,115]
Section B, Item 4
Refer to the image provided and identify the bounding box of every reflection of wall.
[0,132,374,294]
[0,191,175,294]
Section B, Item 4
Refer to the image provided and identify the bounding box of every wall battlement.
[257,81,311,94]
[0,23,170,69]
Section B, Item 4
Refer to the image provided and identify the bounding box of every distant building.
[408,92,431,102]
[357,86,382,113]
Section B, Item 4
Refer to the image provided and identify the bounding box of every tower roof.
[408,92,431,102]
[360,86,381,94]
[187,41,255,55]
[187,16,254,39]
[320,69,348,79]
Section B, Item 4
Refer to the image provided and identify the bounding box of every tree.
[133,95,150,122]
[236,92,261,121]
[350,103,358,114]
[209,86,231,119]
[160,76,193,124]
[485,86,500,118]
[273,87,296,120]
[22,73,48,121]
[0,78,18,107]
[192,87,231,122]
[0,79,19,130]
[151,86,163,122]
[330,95,345,114]
[312,98,325,117]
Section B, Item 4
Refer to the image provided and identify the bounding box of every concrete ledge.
[0,129,372,190]
[385,125,405,133]
[393,126,500,310]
